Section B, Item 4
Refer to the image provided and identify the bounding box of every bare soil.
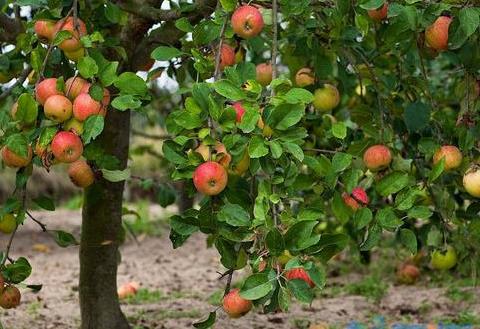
[0,208,479,329]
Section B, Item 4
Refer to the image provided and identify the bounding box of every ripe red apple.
[65,76,88,100]
[118,282,139,299]
[368,3,388,21]
[223,288,252,318]
[193,161,228,196]
[433,145,462,171]
[73,93,102,121]
[0,286,21,309]
[351,187,369,205]
[425,16,452,51]
[396,264,420,284]
[34,20,57,41]
[63,118,84,135]
[44,95,73,123]
[35,78,63,105]
[342,192,360,211]
[295,68,315,87]
[51,131,83,163]
[463,166,480,197]
[256,63,273,86]
[195,142,232,168]
[2,146,32,168]
[220,44,236,70]
[285,268,315,288]
[68,160,95,188]
[231,5,264,39]
[313,84,340,112]
[363,144,392,171]
[54,16,87,51]
[232,102,245,123]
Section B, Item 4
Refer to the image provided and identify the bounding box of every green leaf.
[214,80,245,101]
[114,72,148,96]
[32,196,55,211]
[4,257,31,283]
[217,204,251,227]
[175,17,193,32]
[238,107,260,133]
[5,133,29,158]
[16,93,38,125]
[52,230,78,247]
[101,168,131,182]
[404,102,430,132]
[220,0,236,11]
[376,171,410,196]
[450,8,480,49]
[78,57,99,79]
[111,95,142,111]
[429,157,444,183]
[105,2,123,24]
[332,152,352,172]
[283,88,313,104]
[354,207,373,229]
[162,141,187,165]
[359,0,385,10]
[307,264,327,289]
[268,103,304,130]
[240,273,274,300]
[151,46,184,61]
[376,207,402,230]
[193,311,216,329]
[283,142,304,162]
[82,115,104,144]
[53,30,72,46]
[407,206,432,219]
[98,61,118,87]
[332,122,347,139]
[287,279,313,303]
[248,136,269,158]
[266,229,285,256]
[394,187,422,211]
[399,228,417,254]
[360,224,382,251]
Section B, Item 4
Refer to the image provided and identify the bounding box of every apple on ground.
[223,288,252,318]
[117,282,139,299]
[396,263,420,284]
[193,161,228,195]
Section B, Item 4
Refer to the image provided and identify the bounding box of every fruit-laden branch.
[0,12,24,44]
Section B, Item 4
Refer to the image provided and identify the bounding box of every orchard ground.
[1,206,479,329]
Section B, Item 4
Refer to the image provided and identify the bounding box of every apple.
[68,160,95,188]
[231,150,250,176]
[425,16,452,51]
[65,47,85,62]
[256,63,273,86]
[223,288,252,318]
[342,193,360,211]
[51,131,83,163]
[193,161,228,196]
[44,95,73,123]
[313,84,340,112]
[396,264,420,284]
[285,268,315,288]
[0,214,16,234]
[295,68,315,87]
[73,93,102,121]
[351,187,369,205]
[368,3,388,21]
[35,78,63,105]
[0,286,21,309]
[63,118,84,135]
[220,44,236,70]
[232,102,246,123]
[54,16,87,51]
[463,166,480,197]
[2,146,33,168]
[65,76,88,100]
[433,145,462,171]
[277,250,293,266]
[117,282,139,299]
[431,246,457,270]
[34,20,57,41]
[363,144,392,171]
[231,5,264,39]
[195,142,232,168]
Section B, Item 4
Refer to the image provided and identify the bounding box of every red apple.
[68,160,95,188]
[34,20,57,41]
[73,93,102,121]
[232,102,246,123]
[342,192,360,211]
[220,44,236,70]
[44,95,73,123]
[223,288,252,318]
[368,3,388,21]
[433,145,462,171]
[285,268,315,288]
[295,68,315,87]
[256,63,273,86]
[231,5,264,39]
[35,78,63,105]
[54,16,87,51]
[425,16,452,51]
[396,264,420,284]
[65,76,88,100]
[351,187,369,205]
[0,286,21,309]
[51,131,83,163]
[363,144,392,171]
[193,161,228,196]
[117,282,139,299]
[1,146,32,168]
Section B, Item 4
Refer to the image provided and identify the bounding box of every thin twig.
[213,14,229,81]
[131,129,171,140]
[271,0,279,96]
[26,211,47,232]
[223,270,234,296]
[0,65,31,101]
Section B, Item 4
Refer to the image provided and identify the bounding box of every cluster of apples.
[34,16,87,61]
[0,275,21,309]
[2,75,109,189]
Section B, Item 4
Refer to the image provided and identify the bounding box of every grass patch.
[344,276,388,302]
[123,288,201,305]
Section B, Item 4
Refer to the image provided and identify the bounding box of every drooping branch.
[0,12,24,44]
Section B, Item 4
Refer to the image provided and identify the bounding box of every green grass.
[123,288,201,305]
[122,200,167,237]
[344,276,389,302]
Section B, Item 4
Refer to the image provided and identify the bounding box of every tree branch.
[0,12,24,44]
[0,65,31,101]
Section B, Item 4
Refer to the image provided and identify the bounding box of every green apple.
[431,246,457,270]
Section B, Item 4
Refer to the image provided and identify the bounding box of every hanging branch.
[26,211,47,232]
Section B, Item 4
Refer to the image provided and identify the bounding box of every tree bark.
[79,109,131,329]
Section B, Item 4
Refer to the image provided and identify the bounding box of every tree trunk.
[79,109,131,329]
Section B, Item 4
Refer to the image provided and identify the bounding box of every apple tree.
[0,0,479,328]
